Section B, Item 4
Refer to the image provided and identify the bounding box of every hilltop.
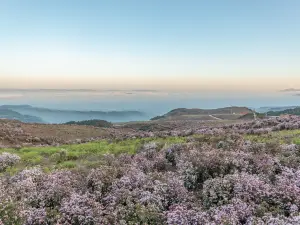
[151,106,252,121]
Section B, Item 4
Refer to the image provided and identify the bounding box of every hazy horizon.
[1,88,300,123]
[1,0,299,92]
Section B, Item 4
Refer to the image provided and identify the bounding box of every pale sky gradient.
[0,0,299,91]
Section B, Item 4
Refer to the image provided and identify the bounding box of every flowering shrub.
[58,192,103,224]
[1,116,300,223]
[210,198,254,224]
[202,176,234,208]
[87,166,121,199]
[0,152,20,171]
[166,204,210,225]
[24,208,48,225]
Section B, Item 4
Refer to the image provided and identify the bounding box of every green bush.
[64,119,112,128]
[58,161,77,169]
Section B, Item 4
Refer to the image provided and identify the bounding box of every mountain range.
[0,105,147,123]
[0,108,45,123]
[267,107,300,116]
[2,104,300,124]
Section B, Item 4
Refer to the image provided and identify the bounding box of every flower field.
[1,116,300,224]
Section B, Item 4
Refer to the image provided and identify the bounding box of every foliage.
[0,136,186,172]
[1,116,300,223]
[64,119,113,128]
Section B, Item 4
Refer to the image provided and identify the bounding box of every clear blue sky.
[0,0,299,91]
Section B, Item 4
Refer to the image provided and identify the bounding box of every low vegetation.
[64,119,113,128]
[245,129,300,144]
[0,136,186,173]
[1,116,300,224]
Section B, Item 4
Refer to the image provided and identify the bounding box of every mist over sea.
[0,90,299,122]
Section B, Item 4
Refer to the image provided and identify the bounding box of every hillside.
[0,118,232,148]
[151,106,252,121]
[267,107,300,116]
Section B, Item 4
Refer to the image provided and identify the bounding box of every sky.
[0,0,300,92]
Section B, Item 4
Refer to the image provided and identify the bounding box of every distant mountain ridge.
[0,105,143,115]
[256,106,298,113]
[0,109,44,123]
[0,105,147,123]
[267,107,300,116]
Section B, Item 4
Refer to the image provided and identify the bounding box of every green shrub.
[58,161,77,169]
[64,119,112,128]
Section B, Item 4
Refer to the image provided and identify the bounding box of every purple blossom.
[0,152,20,171]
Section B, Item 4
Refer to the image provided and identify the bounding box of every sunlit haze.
[1,0,299,92]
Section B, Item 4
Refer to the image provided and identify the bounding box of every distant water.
[0,90,299,120]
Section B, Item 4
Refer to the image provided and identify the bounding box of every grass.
[0,136,187,173]
[6,128,300,174]
[245,129,300,144]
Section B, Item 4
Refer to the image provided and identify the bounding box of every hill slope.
[151,107,252,121]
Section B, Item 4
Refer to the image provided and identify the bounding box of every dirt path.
[209,115,223,120]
